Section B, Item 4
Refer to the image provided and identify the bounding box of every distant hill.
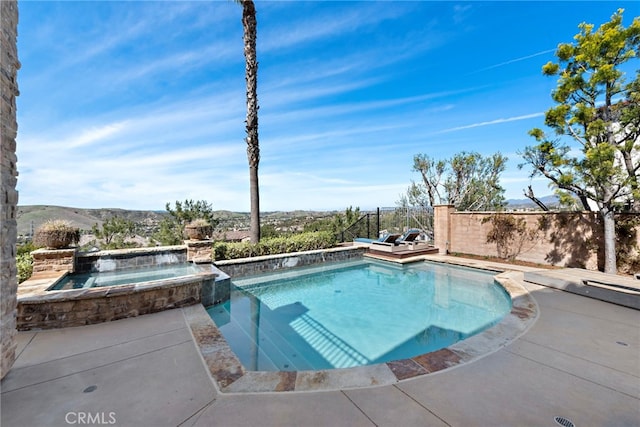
[506,195,561,210]
[16,199,557,237]
[15,205,335,237]
[16,205,167,236]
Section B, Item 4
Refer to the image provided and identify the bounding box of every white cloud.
[67,122,129,148]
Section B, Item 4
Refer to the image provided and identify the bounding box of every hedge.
[213,231,336,260]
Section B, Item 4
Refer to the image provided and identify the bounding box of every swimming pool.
[207,259,511,371]
[48,264,202,290]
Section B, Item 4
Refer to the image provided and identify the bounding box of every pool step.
[212,297,310,371]
[208,301,280,371]
[238,298,322,371]
[209,296,320,371]
[82,277,96,289]
[289,313,370,368]
[252,306,328,371]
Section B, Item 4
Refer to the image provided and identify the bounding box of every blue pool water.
[207,260,511,372]
[49,264,201,290]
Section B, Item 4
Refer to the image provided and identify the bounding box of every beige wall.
[435,208,640,273]
[433,205,455,255]
[1,0,19,379]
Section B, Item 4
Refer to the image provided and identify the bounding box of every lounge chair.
[355,233,401,246]
[396,229,430,249]
[396,229,422,244]
[370,230,421,253]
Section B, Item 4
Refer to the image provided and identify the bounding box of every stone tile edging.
[184,262,539,394]
[214,246,367,277]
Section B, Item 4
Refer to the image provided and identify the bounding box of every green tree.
[332,206,362,236]
[91,216,137,249]
[152,200,218,246]
[153,218,185,246]
[165,199,217,225]
[235,0,261,243]
[410,151,507,211]
[519,9,639,274]
[260,224,280,239]
[303,217,334,233]
[303,207,363,238]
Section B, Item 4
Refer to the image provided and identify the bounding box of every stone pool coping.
[185,259,539,394]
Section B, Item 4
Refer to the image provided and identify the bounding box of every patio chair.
[358,232,401,247]
[396,229,422,244]
[396,229,430,249]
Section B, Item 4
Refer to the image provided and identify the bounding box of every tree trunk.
[523,186,549,211]
[601,208,617,274]
[249,164,260,243]
[620,150,640,212]
[242,0,260,243]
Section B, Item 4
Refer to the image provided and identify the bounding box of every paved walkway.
[2,270,638,427]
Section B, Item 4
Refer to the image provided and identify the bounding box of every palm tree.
[236,0,260,243]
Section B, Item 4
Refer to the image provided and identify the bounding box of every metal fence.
[339,206,433,243]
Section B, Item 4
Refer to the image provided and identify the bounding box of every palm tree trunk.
[241,0,260,243]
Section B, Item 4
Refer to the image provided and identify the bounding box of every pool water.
[49,264,201,290]
[207,260,511,371]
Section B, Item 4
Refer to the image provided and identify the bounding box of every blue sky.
[16,1,639,212]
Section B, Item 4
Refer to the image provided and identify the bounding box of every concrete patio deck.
[524,267,640,310]
[1,259,638,427]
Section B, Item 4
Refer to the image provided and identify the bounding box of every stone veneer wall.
[1,0,19,380]
[17,243,228,330]
[75,246,187,273]
[17,278,206,331]
[185,240,213,263]
[31,249,76,273]
[215,246,367,278]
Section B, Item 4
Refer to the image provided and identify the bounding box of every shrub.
[17,241,37,256]
[483,213,539,261]
[33,220,80,249]
[213,231,336,260]
[17,253,33,283]
[188,218,211,227]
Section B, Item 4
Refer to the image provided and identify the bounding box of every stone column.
[1,0,20,379]
[185,240,213,263]
[433,205,455,255]
[31,249,77,273]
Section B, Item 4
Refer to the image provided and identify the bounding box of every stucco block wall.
[1,0,19,380]
[435,208,640,272]
[433,205,455,254]
[449,212,601,269]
